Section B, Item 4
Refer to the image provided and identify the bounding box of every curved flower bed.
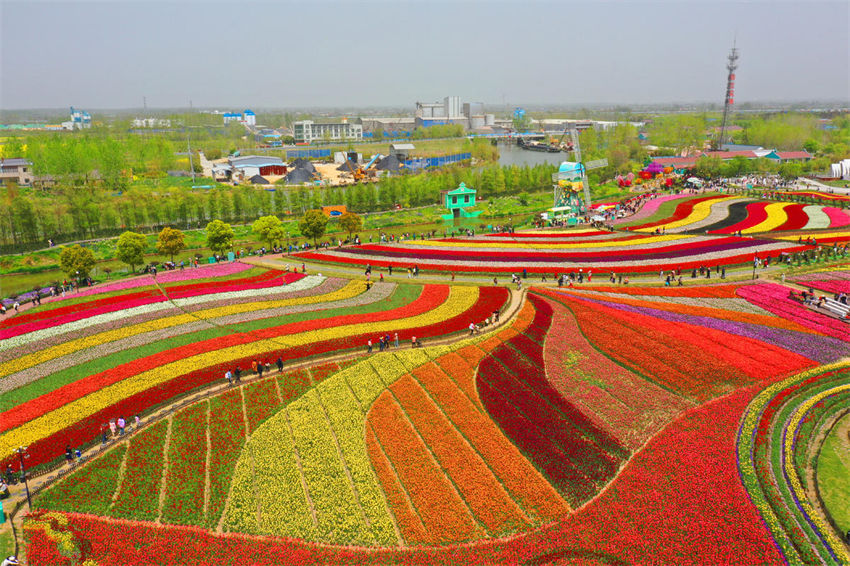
[737,362,850,564]
[0,285,508,468]
[297,233,811,274]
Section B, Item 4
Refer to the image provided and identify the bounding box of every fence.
[403,152,472,171]
[286,149,331,159]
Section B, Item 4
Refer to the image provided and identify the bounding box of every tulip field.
[0,264,509,471]
[295,228,815,274]
[16,246,850,564]
[624,194,850,235]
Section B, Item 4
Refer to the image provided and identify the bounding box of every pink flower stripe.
[0,271,300,339]
[613,193,693,225]
[482,229,612,238]
[736,282,850,340]
[538,294,691,451]
[824,206,850,228]
[63,262,254,300]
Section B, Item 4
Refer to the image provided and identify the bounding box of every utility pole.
[187,132,196,184]
[718,39,739,150]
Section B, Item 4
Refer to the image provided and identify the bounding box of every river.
[497,142,568,168]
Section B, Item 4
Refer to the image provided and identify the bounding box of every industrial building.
[61,107,91,130]
[223,110,256,126]
[293,119,363,144]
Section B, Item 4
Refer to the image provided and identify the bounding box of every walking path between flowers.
[0,284,527,557]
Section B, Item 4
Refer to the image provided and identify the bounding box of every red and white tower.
[718,41,739,149]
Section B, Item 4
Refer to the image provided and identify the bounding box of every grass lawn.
[816,414,850,535]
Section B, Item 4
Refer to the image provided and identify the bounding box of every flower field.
[16,250,850,564]
[626,195,850,235]
[0,264,509,470]
[790,268,850,294]
[295,229,812,274]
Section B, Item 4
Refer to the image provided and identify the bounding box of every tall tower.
[717,40,739,149]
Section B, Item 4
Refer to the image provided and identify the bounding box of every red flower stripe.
[537,295,691,451]
[110,419,168,521]
[713,201,770,234]
[160,403,207,525]
[368,391,482,544]
[391,372,529,535]
[774,203,809,232]
[206,389,247,528]
[560,282,746,298]
[410,360,569,521]
[278,369,313,403]
[244,379,281,434]
[309,362,342,384]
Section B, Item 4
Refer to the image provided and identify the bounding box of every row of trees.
[0,163,557,252]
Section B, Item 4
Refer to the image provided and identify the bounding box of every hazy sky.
[1,0,848,110]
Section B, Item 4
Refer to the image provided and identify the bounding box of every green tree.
[338,211,363,239]
[156,226,186,263]
[299,209,328,247]
[116,231,147,273]
[59,244,96,280]
[206,219,235,255]
[252,215,283,248]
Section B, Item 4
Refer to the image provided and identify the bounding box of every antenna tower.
[717,40,739,150]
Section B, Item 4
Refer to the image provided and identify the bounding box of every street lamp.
[14,446,31,511]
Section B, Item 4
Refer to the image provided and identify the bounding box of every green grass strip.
[817,417,850,536]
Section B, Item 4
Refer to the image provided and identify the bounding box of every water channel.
[497,142,568,168]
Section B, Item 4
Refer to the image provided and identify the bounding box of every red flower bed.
[161,403,207,525]
[244,378,281,434]
[566,282,747,298]
[476,297,628,506]
[206,389,247,529]
[111,419,168,521]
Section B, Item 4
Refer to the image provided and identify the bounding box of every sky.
[1,0,848,110]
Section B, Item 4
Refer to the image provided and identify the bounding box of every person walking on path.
[225,370,233,387]
[251,360,258,374]
[117,416,126,435]
[367,339,373,353]
[234,367,242,384]
[276,357,283,373]
[394,333,399,348]
[109,419,117,437]
[134,415,140,430]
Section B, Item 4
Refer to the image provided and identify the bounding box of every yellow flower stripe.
[404,234,689,249]
[775,231,850,242]
[0,286,479,455]
[784,384,850,563]
[742,202,789,234]
[0,280,364,379]
[636,196,738,232]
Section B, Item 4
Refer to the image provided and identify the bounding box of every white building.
[132,117,172,128]
[243,109,256,126]
[0,158,33,186]
[293,119,363,144]
[223,110,257,126]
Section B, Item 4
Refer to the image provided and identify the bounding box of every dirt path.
[155,416,174,523]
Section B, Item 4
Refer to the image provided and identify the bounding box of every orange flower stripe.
[392,372,529,535]
[367,392,482,544]
[410,361,569,521]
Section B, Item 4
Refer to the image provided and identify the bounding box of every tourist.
[134,415,140,429]
[117,416,126,435]
[276,357,284,373]
[394,333,399,348]
[234,367,242,383]
[109,419,117,437]
[367,339,373,353]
